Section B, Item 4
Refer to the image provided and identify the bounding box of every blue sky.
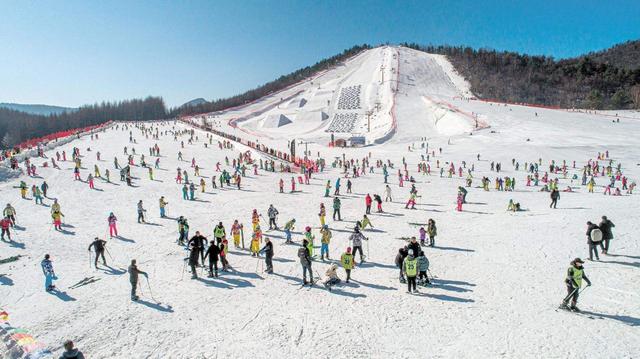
[1,0,639,108]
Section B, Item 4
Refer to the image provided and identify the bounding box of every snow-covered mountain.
[183,46,476,146]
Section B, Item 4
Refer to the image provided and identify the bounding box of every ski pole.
[562,286,580,304]
[88,251,92,269]
[105,247,114,262]
[145,277,158,303]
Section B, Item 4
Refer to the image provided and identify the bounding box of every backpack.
[591,228,603,242]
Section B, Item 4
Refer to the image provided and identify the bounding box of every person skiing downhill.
[0,216,11,241]
[3,204,16,227]
[128,259,147,300]
[560,258,591,311]
[88,237,107,268]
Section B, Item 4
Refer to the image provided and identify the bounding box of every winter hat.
[346,247,352,253]
[408,249,414,256]
[305,226,311,232]
[573,257,584,264]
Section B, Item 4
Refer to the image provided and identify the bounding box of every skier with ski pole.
[560,258,592,312]
[88,237,107,268]
[128,259,148,301]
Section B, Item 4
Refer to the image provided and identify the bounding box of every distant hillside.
[403,40,640,110]
[0,103,76,116]
[584,40,640,70]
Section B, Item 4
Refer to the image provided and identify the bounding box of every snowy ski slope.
[1,47,640,359]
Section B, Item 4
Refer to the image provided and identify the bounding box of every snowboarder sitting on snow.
[323,263,341,290]
[561,258,591,311]
[360,215,374,230]
[128,259,147,300]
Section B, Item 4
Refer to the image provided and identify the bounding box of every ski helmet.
[305,226,311,232]
[346,247,351,253]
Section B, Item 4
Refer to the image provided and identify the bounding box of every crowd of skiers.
[3,119,635,359]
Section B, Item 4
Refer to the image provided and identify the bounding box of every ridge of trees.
[1,97,166,149]
[401,41,640,110]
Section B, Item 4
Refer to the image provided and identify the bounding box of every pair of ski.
[69,276,101,289]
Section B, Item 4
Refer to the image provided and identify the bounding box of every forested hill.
[584,40,640,71]
[402,40,640,110]
[0,97,166,149]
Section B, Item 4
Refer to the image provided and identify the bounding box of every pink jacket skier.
[456,193,464,211]
[108,213,118,237]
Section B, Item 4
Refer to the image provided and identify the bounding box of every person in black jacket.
[407,237,420,262]
[188,244,200,279]
[599,215,615,254]
[203,240,220,277]
[395,247,407,283]
[585,221,603,261]
[550,188,560,208]
[259,237,274,273]
[188,231,207,264]
[299,239,313,284]
[88,237,107,268]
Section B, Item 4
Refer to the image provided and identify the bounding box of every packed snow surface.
[1,47,640,359]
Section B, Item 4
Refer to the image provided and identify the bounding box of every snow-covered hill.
[183,46,476,146]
